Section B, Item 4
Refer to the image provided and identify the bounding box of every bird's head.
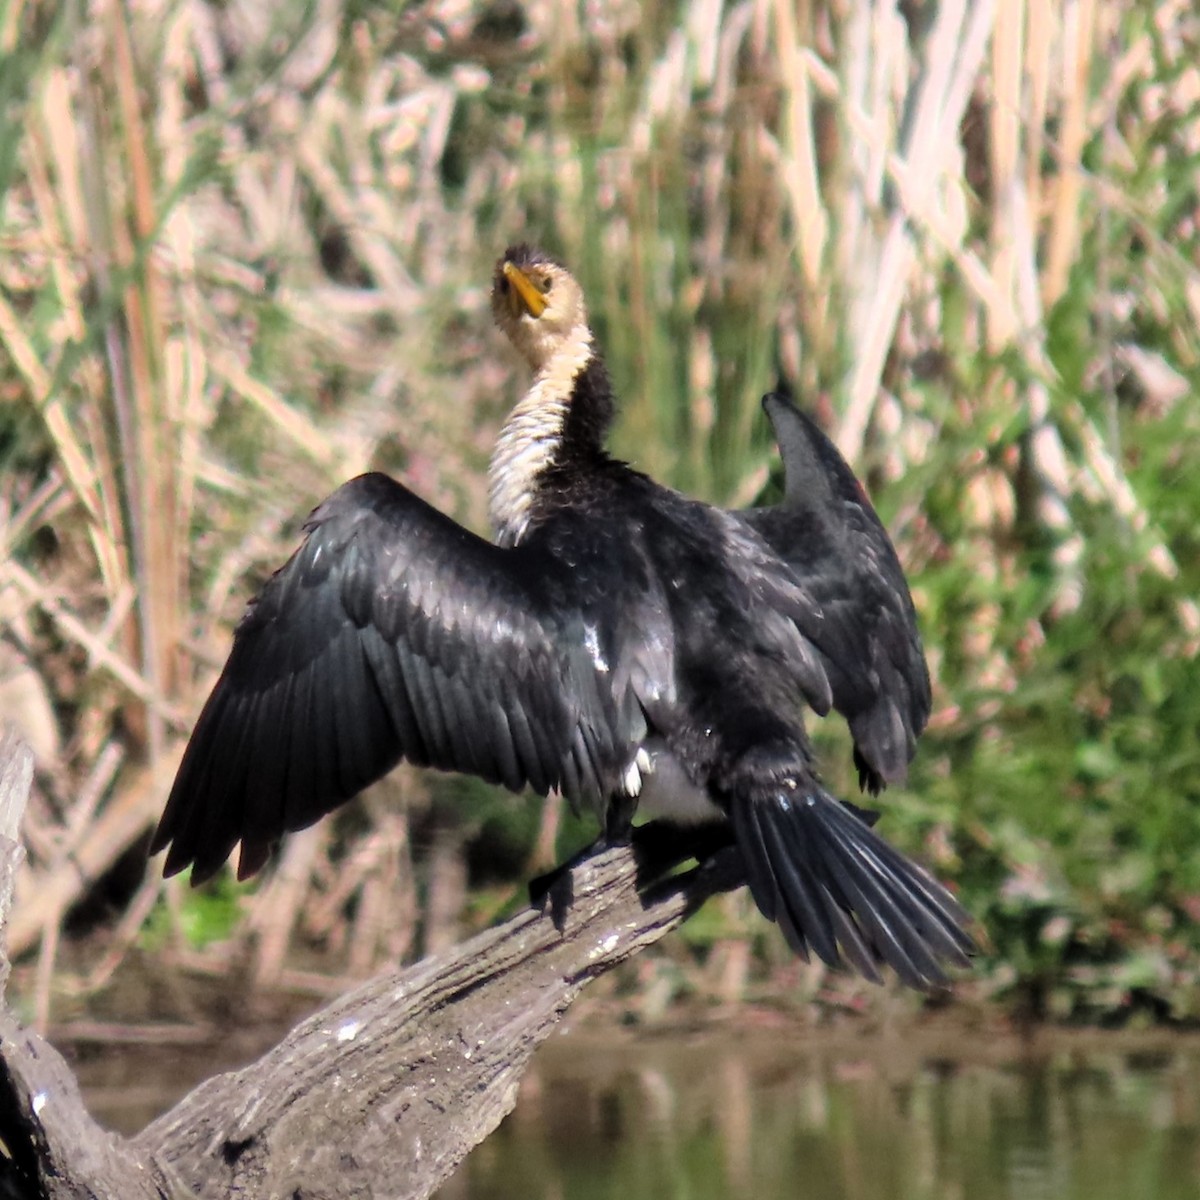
[492,244,590,371]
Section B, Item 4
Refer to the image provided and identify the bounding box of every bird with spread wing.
[151,245,973,988]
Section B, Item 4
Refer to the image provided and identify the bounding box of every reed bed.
[1,0,1197,1025]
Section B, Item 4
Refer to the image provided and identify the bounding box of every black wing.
[740,393,931,793]
[152,472,634,882]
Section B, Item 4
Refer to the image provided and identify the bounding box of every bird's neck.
[489,324,616,546]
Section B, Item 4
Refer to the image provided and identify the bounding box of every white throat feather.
[489,323,593,546]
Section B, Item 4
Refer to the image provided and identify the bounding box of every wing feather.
[153,472,635,882]
[742,394,931,792]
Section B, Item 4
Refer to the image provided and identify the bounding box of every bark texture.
[0,725,743,1199]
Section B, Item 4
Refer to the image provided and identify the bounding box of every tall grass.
[1,0,1197,1020]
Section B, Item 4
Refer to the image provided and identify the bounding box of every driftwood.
[0,725,744,1199]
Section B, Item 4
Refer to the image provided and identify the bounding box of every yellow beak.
[502,261,548,319]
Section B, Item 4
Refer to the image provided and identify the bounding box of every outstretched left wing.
[152,472,637,882]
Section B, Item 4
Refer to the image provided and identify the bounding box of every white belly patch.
[627,741,723,825]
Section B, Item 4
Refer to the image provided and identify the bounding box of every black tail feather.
[756,810,841,967]
[813,803,971,962]
[731,786,974,989]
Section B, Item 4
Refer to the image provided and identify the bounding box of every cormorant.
[151,245,973,987]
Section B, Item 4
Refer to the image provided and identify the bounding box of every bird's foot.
[631,819,735,885]
[528,835,615,930]
[528,820,737,931]
[529,843,590,908]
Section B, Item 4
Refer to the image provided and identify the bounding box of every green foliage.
[904,288,1200,1016]
[140,876,242,952]
[4,0,1199,1019]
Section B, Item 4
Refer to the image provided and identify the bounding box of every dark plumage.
[744,394,931,794]
[152,245,973,987]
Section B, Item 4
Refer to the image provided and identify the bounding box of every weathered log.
[0,726,744,1199]
[0,725,162,1197]
[0,725,30,1003]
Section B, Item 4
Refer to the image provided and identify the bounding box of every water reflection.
[70,1022,1200,1197]
[442,1032,1200,1200]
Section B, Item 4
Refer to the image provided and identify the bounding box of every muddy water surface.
[73,1021,1200,1198]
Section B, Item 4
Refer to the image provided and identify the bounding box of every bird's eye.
[539,276,553,294]
[499,277,510,294]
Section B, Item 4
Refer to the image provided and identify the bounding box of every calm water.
[439,1028,1200,1200]
[75,1023,1200,1198]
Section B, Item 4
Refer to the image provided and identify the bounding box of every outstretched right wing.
[152,472,634,883]
[741,394,931,793]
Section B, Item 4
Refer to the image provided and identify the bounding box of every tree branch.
[0,726,743,1198]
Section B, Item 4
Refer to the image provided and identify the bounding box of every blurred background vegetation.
[1,0,1198,1032]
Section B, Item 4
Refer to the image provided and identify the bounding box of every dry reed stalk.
[33,903,62,1033]
[978,0,1082,604]
[301,832,402,944]
[1043,0,1096,309]
[0,475,70,562]
[7,752,179,959]
[210,356,340,468]
[93,1,187,760]
[247,824,328,987]
[839,0,997,462]
[1024,0,1053,208]
[14,786,57,871]
[294,134,421,314]
[56,741,125,859]
[48,1019,216,1045]
[0,293,105,533]
[347,872,390,979]
[711,934,752,1009]
[526,792,563,874]
[424,826,468,956]
[772,0,828,292]
[43,55,136,610]
[0,563,179,716]
[988,0,1025,350]
[79,875,162,994]
[0,0,23,51]
[352,806,418,968]
[2,0,1193,998]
